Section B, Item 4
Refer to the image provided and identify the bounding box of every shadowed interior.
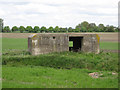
[69,37,83,52]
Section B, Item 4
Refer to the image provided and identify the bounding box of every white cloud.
[0,0,119,28]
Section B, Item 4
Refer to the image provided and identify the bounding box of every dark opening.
[69,37,83,52]
[53,37,55,39]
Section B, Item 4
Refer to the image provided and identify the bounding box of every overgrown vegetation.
[2,21,118,33]
[2,37,118,88]
[2,51,118,72]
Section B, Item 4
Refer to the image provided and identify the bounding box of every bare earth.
[1,33,119,42]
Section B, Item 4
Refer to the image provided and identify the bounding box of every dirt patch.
[89,72,102,78]
[101,49,119,53]
[89,72,118,78]
[1,33,118,42]
[2,33,32,38]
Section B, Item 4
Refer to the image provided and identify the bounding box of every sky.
[0,0,119,28]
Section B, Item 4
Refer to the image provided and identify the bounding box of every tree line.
[2,21,118,33]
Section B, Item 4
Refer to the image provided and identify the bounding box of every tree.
[114,27,119,32]
[54,26,60,32]
[60,28,67,32]
[68,27,73,32]
[75,26,80,32]
[81,26,87,32]
[19,26,25,33]
[80,21,89,32]
[26,26,33,33]
[48,26,54,33]
[3,26,11,32]
[75,24,81,32]
[40,26,47,33]
[75,21,89,32]
[98,24,105,32]
[12,26,18,32]
[33,26,39,33]
[88,23,96,32]
[72,29,76,32]
[105,25,115,32]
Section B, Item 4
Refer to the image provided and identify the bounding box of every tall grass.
[2,51,118,72]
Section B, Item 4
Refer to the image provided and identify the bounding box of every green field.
[100,42,118,50]
[2,38,119,88]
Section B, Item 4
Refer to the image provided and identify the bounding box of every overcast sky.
[0,0,119,28]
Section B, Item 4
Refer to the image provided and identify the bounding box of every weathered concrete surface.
[81,34,100,54]
[28,33,100,55]
[28,33,69,55]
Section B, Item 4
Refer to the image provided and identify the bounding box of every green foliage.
[54,26,60,32]
[11,26,18,32]
[3,21,118,33]
[26,26,33,33]
[88,23,96,32]
[81,26,87,32]
[48,26,54,32]
[40,26,47,33]
[80,21,89,32]
[98,24,105,32]
[105,25,115,32]
[68,27,73,32]
[3,26,11,32]
[33,26,39,33]
[19,26,25,33]
[75,27,80,32]
[60,28,67,32]
[2,51,118,72]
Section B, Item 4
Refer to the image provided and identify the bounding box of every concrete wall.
[28,33,100,55]
[28,33,69,55]
[81,34,100,54]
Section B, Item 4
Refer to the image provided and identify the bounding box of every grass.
[2,66,118,88]
[2,51,118,71]
[2,38,119,88]
[2,38,27,53]
[100,42,118,50]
